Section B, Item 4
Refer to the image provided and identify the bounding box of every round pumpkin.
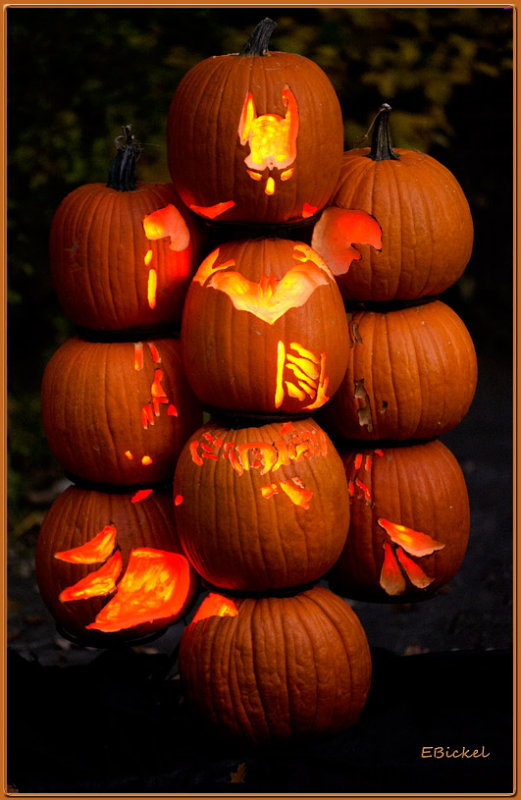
[329,439,470,602]
[50,126,203,331]
[41,336,202,485]
[167,19,344,226]
[36,484,197,645]
[173,417,349,591]
[311,104,474,302]
[181,238,349,414]
[179,585,371,745]
[320,299,477,441]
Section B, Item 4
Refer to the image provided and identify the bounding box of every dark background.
[6,7,514,794]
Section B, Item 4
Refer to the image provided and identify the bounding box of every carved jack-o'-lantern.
[311,105,474,302]
[167,19,344,225]
[41,336,202,485]
[36,484,197,644]
[50,126,204,331]
[329,439,470,602]
[174,418,349,591]
[179,585,371,745]
[320,300,477,442]
[181,238,349,414]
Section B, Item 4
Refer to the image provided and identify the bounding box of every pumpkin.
[179,585,371,745]
[167,18,344,226]
[49,126,203,332]
[41,336,202,485]
[311,104,474,302]
[173,417,349,591]
[320,299,477,442]
[36,484,197,645]
[329,439,470,602]
[181,238,349,414]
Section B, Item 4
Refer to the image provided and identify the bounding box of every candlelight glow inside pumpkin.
[142,204,191,310]
[191,593,239,625]
[377,518,445,596]
[311,207,383,277]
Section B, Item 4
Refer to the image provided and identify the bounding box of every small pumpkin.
[173,417,349,591]
[180,585,371,745]
[329,439,470,602]
[181,238,349,414]
[311,104,474,302]
[41,336,202,485]
[167,19,344,226]
[36,484,197,645]
[320,300,477,442]
[50,126,203,331]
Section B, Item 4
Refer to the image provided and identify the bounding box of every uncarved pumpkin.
[41,336,202,485]
[167,19,344,225]
[173,417,349,591]
[181,238,349,414]
[329,439,470,602]
[320,300,477,441]
[50,126,203,331]
[179,585,371,745]
[36,484,197,645]
[311,105,474,302]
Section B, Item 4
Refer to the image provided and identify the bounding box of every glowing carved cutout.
[378,518,445,595]
[54,525,117,564]
[311,207,383,276]
[191,593,239,625]
[86,549,192,633]
[131,489,154,504]
[188,200,236,220]
[275,341,329,409]
[134,342,144,371]
[59,551,122,603]
[238,87,299,174]
[279,479,312,509]
[302,203,319,219]
[147,269,158,309]
[142,205,190,253]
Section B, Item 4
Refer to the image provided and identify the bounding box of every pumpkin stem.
[241,18,277,56]
[107,125,143,191]
[368,104,400,162]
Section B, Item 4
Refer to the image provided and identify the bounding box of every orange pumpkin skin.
[329,439,470,602]
[36,485,197,645]
[179,585,371,745]
[320,300,477,442]
[167,22,343,225]
[41,336,202,485]
[50,180,202,331]
[174,418,349,591]
[311,108,473,302]
[181,238,349,414]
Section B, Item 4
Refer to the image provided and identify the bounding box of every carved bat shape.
[238,86,299,172]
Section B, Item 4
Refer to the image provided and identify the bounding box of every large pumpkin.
[36,484,197,645]
[320,300,477,442]
[181,238,349,414]
[180,585,371,745]
[329,439,470,602]
[311,105,474,302]
[167,19,344,226]
[173,417,349,591]
[41,336,202,485]
[50,126,203,331]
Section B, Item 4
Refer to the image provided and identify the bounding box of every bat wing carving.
[207,263,331,325]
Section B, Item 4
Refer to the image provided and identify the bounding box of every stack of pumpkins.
[36,126,204,645]
[311,104,477,601]
[168,19,372,745]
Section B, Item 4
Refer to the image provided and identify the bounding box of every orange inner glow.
[86,549,193,633]
[131,489,154,504]
[142,204,190,253]
[395,547,434,589]
[279,479,312,509]
[238,87,299,174]
[379,541,406,596]
[147,268,158,309]
[174,494,183,506]
[55,525,117,564]
[147,342,161,363]
[141,455,153,465]
[302,203,319,219]
[59,551,122,603]
[311,207,383,277]
[275,341,329,410]
[191,593,239,625]
[265,176,276,196]
[377,518,445,558]
[134,342,144,371]
[124,450,134,461]
[188,200,236,220]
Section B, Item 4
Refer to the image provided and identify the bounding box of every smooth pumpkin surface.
[167,21,343,225]
[36,485,196,645]
[180,585,371,745]
[181,238,349,414]
[330,439,470,602]
[174,417,349,590]
[41,336,202,485]
[320,300,477,441]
